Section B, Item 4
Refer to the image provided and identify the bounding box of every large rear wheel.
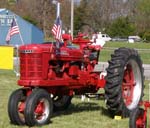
[104,47,144,117]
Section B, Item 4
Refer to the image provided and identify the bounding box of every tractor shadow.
[52,96,112,119]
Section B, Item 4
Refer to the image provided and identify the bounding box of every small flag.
[6,18,20,44]
[51,16,62,42]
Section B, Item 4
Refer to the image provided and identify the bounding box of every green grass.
[0,70,150,128]
[99,42,150,64]
[104,42,150,49]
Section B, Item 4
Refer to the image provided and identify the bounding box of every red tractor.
[8,33,144,126]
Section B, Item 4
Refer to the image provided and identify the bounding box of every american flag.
[6,18,20,44]
[51,16,62,42]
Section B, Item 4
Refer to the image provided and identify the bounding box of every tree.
[74,0,137,34]
[135,0,150,41]
[2,0,149,39]
[74,0,89,34]
[60,0,71,32]
[7,0,55,38]
[106,17,135,37]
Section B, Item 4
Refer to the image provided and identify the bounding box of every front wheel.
[104,48,144,117]
[24,89,53,126]
[8,88,27,125]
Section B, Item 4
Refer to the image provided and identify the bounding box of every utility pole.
[52,0,60,18]
[71,0,74,38]
[56,2,60,17]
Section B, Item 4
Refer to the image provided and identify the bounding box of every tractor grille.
[20,53,42,80]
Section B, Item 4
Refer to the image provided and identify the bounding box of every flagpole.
[57,2,60,18]
[52,0,60,18]
[14,15,24,45]
[14,44,20,77]
[52,0,62,45]
[13,15,23,77]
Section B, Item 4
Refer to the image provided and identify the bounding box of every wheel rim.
[18,100,25,122]
[122,59,142,110]
[34,98,50,124]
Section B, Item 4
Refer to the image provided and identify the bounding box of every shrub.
[143,31,150,42]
